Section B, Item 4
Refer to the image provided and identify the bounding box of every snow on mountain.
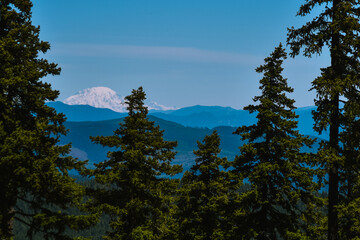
[63,86,176,112]
[63,87,127,112]
[146,101,177,111]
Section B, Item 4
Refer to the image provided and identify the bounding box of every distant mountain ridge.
[47,101,126,122]
[58,87,326,138]
[151,105,257,129]
[46,102,324,172]
[49,101,326,139]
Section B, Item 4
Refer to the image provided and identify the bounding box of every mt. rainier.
[63,87,176,112]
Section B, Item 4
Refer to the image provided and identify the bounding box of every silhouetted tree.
[177,131,233,240]
[232,44,319,239]
[89,87,182,240]
[0,1,96,239]
[288,1,360,239]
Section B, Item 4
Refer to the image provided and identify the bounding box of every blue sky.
[32,0,329,109]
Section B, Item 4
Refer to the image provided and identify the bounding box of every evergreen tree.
[0,1,96,239]
[176,131,233,240]
[89,87,182,240]
[232,44,319,239]
[337,104,360,239]
[287,1,360,239]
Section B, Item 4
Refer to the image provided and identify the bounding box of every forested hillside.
[59,117,319,172]
[60,117,242,171]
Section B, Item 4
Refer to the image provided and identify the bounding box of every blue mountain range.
[49,101,325,171]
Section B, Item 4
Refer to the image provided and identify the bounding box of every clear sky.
[32,0,330,109]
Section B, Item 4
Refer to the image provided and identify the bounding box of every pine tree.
[287,1,360,239]
[89,87,182,240]
[0,1,96,239]
[176,131,233,240]
[337,104,360,239]
[232,44,319,239]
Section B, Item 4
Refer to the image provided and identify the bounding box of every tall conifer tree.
[232,44,318,239]
[89,87,182,240]
[0,1,96,239]
[287,1,360,239]
[176,131,233,240]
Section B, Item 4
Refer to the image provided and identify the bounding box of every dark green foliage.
[287,1,360,239]
[88,87,182,239]
[232,44,320,239]
[13,177,111,240]
[176,131,234,240]
[0,1,96,239]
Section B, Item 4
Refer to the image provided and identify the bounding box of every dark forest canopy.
[0,1,96,239]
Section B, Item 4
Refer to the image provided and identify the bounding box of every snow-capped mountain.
[63,86,176,112]
[63,87,127,112]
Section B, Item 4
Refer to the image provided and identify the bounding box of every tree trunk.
[328,96,339,240]
[328,1,340,239]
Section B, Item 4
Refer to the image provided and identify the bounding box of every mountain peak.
[85,86,116,95]
[63,86,176,112]
[63,86,127,112]
[70,86,117,97]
